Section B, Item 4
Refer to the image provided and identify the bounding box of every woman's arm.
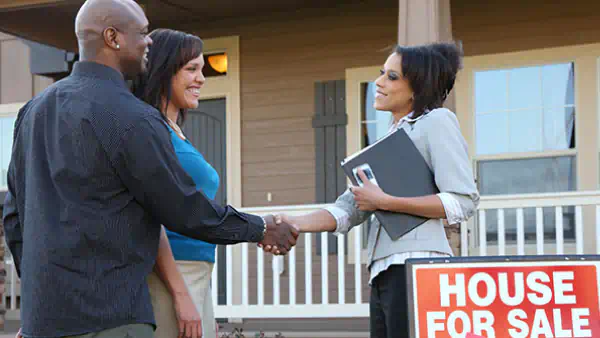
[155,226,191,297]
[351,109,479,224]
[351,169,446,218]
[154,226,202,338]
[280,210,337,233]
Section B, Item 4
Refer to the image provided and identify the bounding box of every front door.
[182,98,227,306]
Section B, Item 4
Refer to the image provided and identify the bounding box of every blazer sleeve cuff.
[323,205,351,235]
[437,192,467,225]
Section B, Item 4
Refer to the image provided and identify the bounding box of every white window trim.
[0,102,26,192]
[345,65,385,264]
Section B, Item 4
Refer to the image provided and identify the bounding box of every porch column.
[577,56,599,254]
[398,0,454,112]
[398,0,461,256]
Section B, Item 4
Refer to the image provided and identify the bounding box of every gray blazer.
[327,108,480,267]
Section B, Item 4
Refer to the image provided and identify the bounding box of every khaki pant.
[65,324,154,338]
[147,261,216,338]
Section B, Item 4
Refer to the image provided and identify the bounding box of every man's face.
[116,14,152,78]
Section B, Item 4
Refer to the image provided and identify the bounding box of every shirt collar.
[391,111,426,130]
[71,61,128,88]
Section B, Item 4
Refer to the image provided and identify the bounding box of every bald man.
[74,0,150,79]
[3,0,297,337]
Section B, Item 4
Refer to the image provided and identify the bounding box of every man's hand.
[259,214,299,255]
[15,328,22,338]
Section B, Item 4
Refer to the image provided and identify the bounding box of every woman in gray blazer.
[266,42,479,337]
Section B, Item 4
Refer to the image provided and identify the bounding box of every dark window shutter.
[313,80,347,255]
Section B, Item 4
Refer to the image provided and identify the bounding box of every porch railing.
[211,203,368,319]
[4,191,600,320]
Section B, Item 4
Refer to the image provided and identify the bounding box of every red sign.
[409,260,600,338]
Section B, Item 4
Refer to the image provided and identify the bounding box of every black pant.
[370,264,409,338]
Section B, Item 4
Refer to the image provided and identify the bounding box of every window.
[474,63,576,242]
[475,63,575,155]
[0,112,17,191]
[360,82,394,247]
[362,82,393,147]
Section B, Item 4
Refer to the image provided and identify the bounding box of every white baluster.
[337,234,345,304]
[304,233,312,305]
[575,206,583,254]
[478,210,487,256]
[460,221,468,256]
[241,243,249,305]
[226,245,233,306]
[536,207,544,255]
[516,208,525,255]
[321,232,328,304]
[354,227,362,304]
[257,247,264,305]
[497,209,505,256]
[555,206,564,254]
[289,246,296,305]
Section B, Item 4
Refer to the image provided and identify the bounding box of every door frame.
[199,35,246,308]
[344,65,381,264]
[199,35,242,207]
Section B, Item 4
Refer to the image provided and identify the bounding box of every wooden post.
[398,0,462,255]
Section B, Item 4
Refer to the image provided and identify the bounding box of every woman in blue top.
[132,28,218,338]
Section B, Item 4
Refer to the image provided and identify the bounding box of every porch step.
[218,318,369,337]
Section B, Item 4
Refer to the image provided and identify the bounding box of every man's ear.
[103,27,120,51]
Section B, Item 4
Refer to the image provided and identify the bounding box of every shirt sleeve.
[425,109,480,221]
[112,115,265,245]
[2,181,22,278]
[437,192,467,224]
[327,188,374,235]
[1,101,31,278]
[323,205,350,234]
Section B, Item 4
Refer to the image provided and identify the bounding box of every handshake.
[257,214,299,255]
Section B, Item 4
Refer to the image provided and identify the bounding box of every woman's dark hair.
[131,28,204,125]
[394,41,463,118]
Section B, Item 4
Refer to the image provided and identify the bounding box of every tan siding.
[452,0,600,56]
[33,75,53,96]
[182,2,397,207]
[1,39,32,104]
[0,34,53,104]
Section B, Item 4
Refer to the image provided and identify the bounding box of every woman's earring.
[116,44,120,50]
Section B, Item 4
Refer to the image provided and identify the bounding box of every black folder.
[341,128,439,241]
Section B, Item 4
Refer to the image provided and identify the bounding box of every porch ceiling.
[0,0,352,52]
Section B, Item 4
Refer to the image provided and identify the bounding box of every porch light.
[208,54,227,73]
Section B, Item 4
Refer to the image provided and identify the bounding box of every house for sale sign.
[406,256,600,338]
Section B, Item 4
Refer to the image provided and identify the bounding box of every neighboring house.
[1,0,600,336]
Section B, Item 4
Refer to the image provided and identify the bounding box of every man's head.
[75,0,152,79]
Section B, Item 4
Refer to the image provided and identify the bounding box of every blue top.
[165,124,219,262]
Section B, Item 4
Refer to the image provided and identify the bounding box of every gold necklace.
[167,116,186,140]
